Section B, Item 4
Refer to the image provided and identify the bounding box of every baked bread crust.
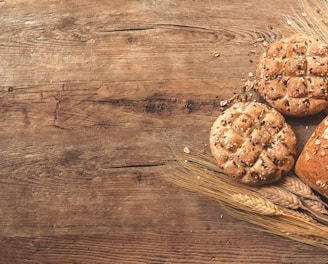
[209,102,296,186]
[256,34,328,117]
[295,115,328,198]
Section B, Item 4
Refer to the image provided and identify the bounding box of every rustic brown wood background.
[0,0,327,263]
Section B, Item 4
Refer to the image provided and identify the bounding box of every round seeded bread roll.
[209,102,297,186]
[256,34,328,117]
[295,115,328,198]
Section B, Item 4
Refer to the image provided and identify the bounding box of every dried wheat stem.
[222,202,328,250]
[231,193,283,216]
[278,174,328,216]
[167,146,328,250]
[302,198,328,215]
[278,173,314,199]
[286,0,328,43]
[300,202,328,225]
[256,186,302,210]
[280,207,318,224]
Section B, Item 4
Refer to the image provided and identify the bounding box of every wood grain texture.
[0,0,327,263]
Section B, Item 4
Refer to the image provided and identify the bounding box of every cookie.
[209,102,296,186]
[256,34,328,116]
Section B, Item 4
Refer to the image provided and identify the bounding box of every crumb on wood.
[219,72,261,111]
[183,146,190,154]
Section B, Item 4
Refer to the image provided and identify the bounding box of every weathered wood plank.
[0,0,327,263]
[1,231,328,264]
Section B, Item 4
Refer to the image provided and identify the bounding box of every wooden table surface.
[1,0,327,263]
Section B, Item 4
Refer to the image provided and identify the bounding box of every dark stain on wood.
[145,93,175,115]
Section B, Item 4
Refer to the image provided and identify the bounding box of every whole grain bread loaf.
[256,34,328,117]
[209,102,297,186]
[295,115,328,198]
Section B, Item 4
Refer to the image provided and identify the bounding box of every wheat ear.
[278,173,314,199]
[256,186,302,210]
[231,193,283,216]
[302,198,328,215]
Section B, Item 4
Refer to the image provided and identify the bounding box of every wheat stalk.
[256,185,302,210]
[280,207,318,224]
[232,193,283,216]
[255,179,328,223]
[302,198,328,215]
[286,0,328,43]
[278,173,314,199]
[166,146,328,250]
[277,173,328,218]
[221,202,328,250]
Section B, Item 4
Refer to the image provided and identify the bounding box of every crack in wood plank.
[108,162,167,169]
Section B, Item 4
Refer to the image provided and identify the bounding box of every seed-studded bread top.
[256,34,328,117]
[209,102,297,186]
[295,115,328,198]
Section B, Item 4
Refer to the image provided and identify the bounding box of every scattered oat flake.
[183,147,190,154]
[220,100,228,107]
[262,41,269,47]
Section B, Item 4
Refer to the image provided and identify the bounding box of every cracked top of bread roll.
[295,115,328,198]
[209,102,296,186]
[256,34,328,117]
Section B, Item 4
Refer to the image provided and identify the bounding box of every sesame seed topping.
[323,128,328,140]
